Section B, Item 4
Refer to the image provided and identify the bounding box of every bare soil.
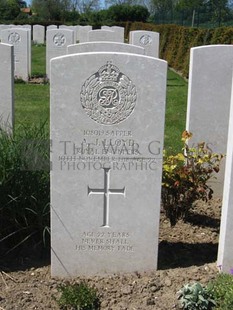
[0,199,222,310]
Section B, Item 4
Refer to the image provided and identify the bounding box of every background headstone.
[186,45,233,197]
[50,52,167,277]
[76,25,92,43]
[0,43,14,131]
[88,29,121,42]
[129,30,160,58]
[33,24,45,44]
[67,42,145,54]
[1,28,30,81]
[9,25,31,74]
[0,25,9,40]
[47,25,57,30]
[101,26,124,42]
[217,71,233,273]
[46,29,74,78]
[59,25,77,42]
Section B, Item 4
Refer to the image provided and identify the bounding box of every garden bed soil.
[0,198,222,310]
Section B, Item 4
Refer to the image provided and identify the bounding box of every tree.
[107,3,149,21]
[150,0,175,23]
[31,0,71,21]
[0,0,21,20]
[69,0,100,13]
[105,0,148,9]
[207,0,230,26]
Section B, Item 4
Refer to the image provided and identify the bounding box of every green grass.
[31,44,46,76]
[165,69,188,153]
[15,83,49,130]
[15,44,49,132]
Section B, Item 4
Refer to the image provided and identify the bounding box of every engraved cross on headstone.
[88,168,126,227]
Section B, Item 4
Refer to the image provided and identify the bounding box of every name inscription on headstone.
[57,129,160,171]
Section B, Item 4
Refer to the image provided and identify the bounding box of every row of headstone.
[0,24,89,44]
[0,24,160,82]
[0,24,160,53]
[46,29,160,78]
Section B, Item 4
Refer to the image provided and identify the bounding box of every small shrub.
[57,282,100,310]
[162,131,223,226]
[178,282,216,310]
[209,273,233,310]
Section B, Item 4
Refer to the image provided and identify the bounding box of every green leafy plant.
[57,282,100,310]
[162,131,223,226]
[209,273,233,310]
[178,282,216,310]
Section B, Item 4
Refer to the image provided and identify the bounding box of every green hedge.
[123,22,233,78]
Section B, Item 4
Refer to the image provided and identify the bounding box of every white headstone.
[26,27,32,74]
[59,25,77,42]
[22,24,31,30]
[1,28,30,81]
[59,25,70,29]
[88,29,121,42]
[9,26,32,74]
[129,30,160,58]
[67,42,145,55]
[217,71,233,273]
[33,24,45,44]
[101,26,124,42]
[0,43,14,131]
[46,29,74,79]
[0,25,9,40]
[47,25,57,30]
[186,45,233,197]
[50,52,167,277]
[76,25,92,43]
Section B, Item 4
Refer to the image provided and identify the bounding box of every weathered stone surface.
[50,52,167,277]
[186,45,233,197]
[46,29,74,78]
[67,42,145,55]
[0,43,14,131]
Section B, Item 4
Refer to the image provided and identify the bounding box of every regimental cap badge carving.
[53,33,66,47]
[140,34,152,46]
[8,32,21,45]
[81,61,137,125]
